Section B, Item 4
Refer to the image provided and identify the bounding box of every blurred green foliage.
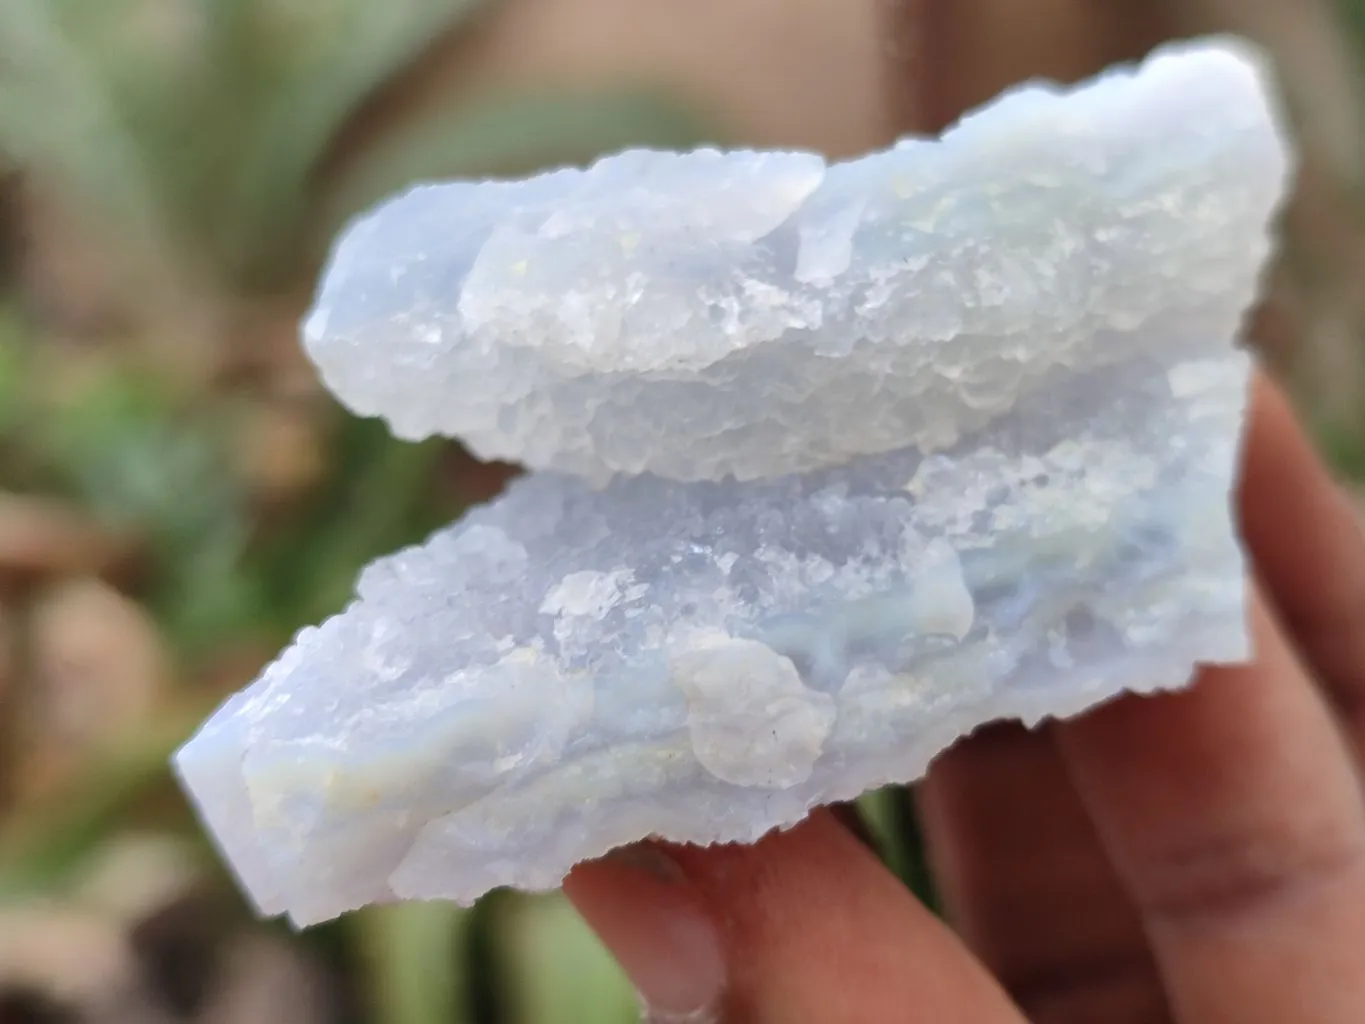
[0,0,707,297]
[0,0,712,657]
[1338,0,1365,60]
[0,3,728,1022]
[493,895,639,1024]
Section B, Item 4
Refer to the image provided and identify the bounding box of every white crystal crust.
[303,38,1286,484]
[174,38,1292,927]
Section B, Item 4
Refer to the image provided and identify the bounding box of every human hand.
[564,371,1365,1023]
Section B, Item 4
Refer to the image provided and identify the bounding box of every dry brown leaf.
[193,934,333,1024]
[235,402,327,499]
[17,185,134,341]
[0,905,179,1024]
[0,492,133,581]
[445,445,519,506]
[0,601,13,708]
[215,294,319,395]
[14,579,173,804]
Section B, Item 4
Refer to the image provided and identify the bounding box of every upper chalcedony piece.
[301,39,1287,484]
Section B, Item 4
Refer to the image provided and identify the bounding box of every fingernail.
[639,1000,721,1023]
[565,842,725,1020]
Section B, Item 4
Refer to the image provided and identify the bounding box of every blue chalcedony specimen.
[175,38,1292,927]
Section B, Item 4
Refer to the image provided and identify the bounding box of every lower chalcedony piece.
[174,37,1291,927]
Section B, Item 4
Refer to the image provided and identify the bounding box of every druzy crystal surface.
[175,38,1292,926]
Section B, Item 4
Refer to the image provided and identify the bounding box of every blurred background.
[0,1,1362,1021]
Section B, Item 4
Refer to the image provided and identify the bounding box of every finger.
[912,369,1365,1023]
[567,809,1028,1023]
[1056,593,1365,1024]
[918,726,1171,1023]
[1240,372,1365,739]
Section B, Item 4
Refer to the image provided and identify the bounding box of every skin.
[564,370,1365,1023]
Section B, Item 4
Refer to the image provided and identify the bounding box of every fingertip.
[572,811,1028,1023]
[565,844,727,1021]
